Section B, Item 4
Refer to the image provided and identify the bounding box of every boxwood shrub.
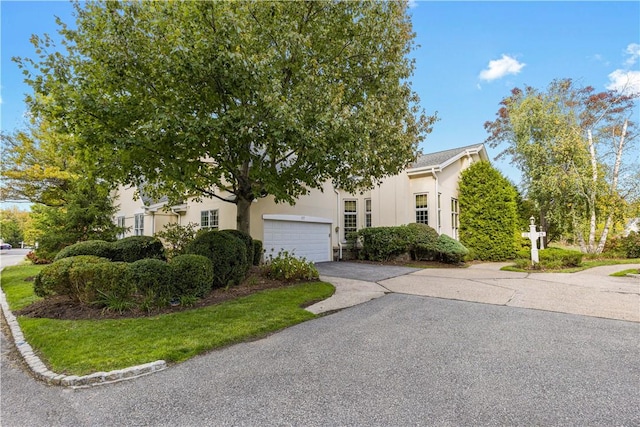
[68,261,132,305]
[170,254,214,298]
[34,255,111,298]
[436,234,469,264]
[356,226,411,261]
[405,223,439,261]
[185,231,248,288]
[127,258,173,305]
[111,236,166,263]
[219,229,253,274]
[54,240,114,261]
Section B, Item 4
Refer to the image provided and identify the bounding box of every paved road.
[2,260,639,425]
[0,248,30,269]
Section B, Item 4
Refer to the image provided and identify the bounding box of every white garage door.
[263,215,332,263]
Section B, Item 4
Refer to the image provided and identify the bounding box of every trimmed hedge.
[185,231,248,288]
[128,258,173,304]
[436,234,469,264]
[219,229,253,274]
[68,261,131,305]
[356,226,412,261]
[54,240,114,261]
[515,247,583,269]
[406,223,439,261]
[34,255,111,298]
[170,254,214,298]
[622,232,640,258]
[111,236,166,262]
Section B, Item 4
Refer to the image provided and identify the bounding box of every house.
[113,143,488,262]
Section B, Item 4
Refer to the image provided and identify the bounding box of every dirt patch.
[14,268,309,321]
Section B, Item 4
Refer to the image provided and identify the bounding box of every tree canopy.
[18,0,436,233]
[485,79,638,253]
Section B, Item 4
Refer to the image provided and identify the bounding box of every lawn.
[1,264,334,375]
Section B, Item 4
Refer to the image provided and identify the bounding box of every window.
[415,194,428,225]
[134,214,144,236]
[201,209,219,230]
[117,216,126,239]
[451,198,459,239]
[344,200,357,237]
[365,199,372,228]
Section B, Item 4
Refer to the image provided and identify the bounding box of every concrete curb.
[0,278,166,388]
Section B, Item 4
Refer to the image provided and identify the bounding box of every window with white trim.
[200,209,219,230]
[134,214,144,236]
[117,216,126,239]
[365,198,372,228]
[451,198,459,239]
[344,200,357,237]
[415,194,428,225]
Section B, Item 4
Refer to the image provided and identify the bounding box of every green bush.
[459,161,519,261]
[111,236,166,263]
[170,254,214,298]
[219,229,253,274]
[436,235,469,264]
[405,223,439,261]
[68,261,132,306]
[621,232,640,258]
[357,226,411,261]
[128,258,173,306]
[264,250,319,281]
[185,231,248,288]
[252,239,263,266]
[54,240,114,261]
[539,247,583,267]
[34,255,111,298]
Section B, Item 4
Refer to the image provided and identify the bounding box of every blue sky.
[2,1,639,195]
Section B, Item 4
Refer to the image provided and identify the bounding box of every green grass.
[2,265,334,376]
[502,258,640,273]
[610,268,639,277]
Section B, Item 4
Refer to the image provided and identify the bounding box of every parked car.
[0,243,12,250]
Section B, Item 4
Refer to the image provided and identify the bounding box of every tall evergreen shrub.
[458,161,519,260]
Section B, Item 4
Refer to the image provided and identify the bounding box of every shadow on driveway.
[315,261,419,282]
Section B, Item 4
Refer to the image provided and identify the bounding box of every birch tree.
[485,79,638,253]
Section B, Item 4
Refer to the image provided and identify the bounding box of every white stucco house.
[113,143,488,262]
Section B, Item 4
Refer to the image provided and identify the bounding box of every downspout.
[334,187,342,260]
[432,168,440,234]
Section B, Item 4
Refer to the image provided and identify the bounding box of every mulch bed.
[14,267,296,321]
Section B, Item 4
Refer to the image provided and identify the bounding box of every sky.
[1,0,639,206]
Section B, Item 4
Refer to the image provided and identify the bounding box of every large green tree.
[485,79,638,253]
[458,161,520,261]
[18,0,436,234]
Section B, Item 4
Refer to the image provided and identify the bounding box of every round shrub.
[219,229,253,273]
[34,255,110,298]
[185,231,248,288]
[622,232,640,258]
[68,261,132,306]
[405,223,439,261]
[111,236,166,263]
[436,234,469,264]
[252,239,263,266]
[128,258,173,306]
[357,226,411,261]
[54,240,114,261]
[170,254,214,298]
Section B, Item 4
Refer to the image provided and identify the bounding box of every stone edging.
[0,282,166,388]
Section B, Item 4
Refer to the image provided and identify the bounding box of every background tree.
[1,119,122,259]
[0,207,32,247]
[458,161,520,261]
[485,79,638,253]
[17,0,436,234]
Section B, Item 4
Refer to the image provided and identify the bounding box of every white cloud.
[606,69,640,94]
[624,43,640,66]
[407,0,418,9]
[479,55,525,81]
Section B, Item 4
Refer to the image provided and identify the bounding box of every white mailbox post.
[521,216,546,265]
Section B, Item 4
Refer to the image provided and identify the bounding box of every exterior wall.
[112,146,486,250]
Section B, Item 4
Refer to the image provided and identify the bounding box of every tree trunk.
[236,196,252,235]
[586,129,599,253]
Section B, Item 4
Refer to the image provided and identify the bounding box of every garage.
[263,214,332,263]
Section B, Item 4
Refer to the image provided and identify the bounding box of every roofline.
[407,143,487,175]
